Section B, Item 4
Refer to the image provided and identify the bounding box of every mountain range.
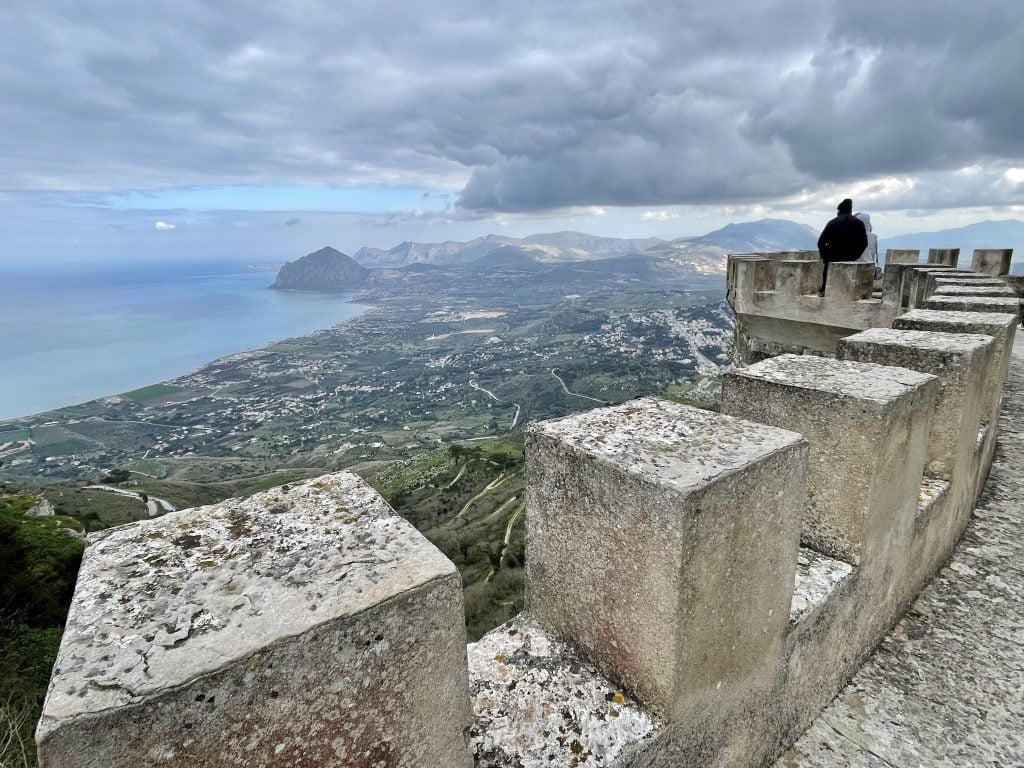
[272,218,1024,292]
[350,218,818,270]
[879,219,1024,264]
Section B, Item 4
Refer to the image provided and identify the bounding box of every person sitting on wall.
[855,211,883,287]
[817,198,868,295]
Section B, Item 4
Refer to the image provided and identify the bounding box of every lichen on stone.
[41,471,454,725]
[468,616,659,767]
[790,547,854,624]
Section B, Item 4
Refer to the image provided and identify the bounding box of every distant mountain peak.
[271,246,369,291]
[679,219,818,252]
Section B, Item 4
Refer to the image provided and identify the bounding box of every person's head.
[855,211,872,231]
[837,198,853,214]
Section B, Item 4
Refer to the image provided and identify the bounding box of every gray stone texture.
[728,255,902,364]
[525,397,808,721]
[790,548,854,625]
[836,328,998,599]
[933,284,1016,297]
[932,277,1006,287]
[722,355,937,565]
[884,249,919,265]
[775,260,821,299]
[469,617,659,768]
[823,261,874,302]
[893,309,1017,452]
[906,266,956,308]
[37,472,472,768]
[971,248,1013,276]
[922,294,1021,314]
[837,329,992,485]
[777,334,1024,768]
[927,247,960,266]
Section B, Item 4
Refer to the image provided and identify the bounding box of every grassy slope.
[365,434,527,640]
[0,493,84,768]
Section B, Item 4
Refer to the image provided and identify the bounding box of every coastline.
[0,293,373,426]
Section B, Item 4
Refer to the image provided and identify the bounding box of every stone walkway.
[778,336,1024,767]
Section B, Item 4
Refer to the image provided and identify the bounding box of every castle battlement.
[728,246,1020,364]
[36,253,1022,768]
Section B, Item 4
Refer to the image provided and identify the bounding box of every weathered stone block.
[893,309,1017,425]
[932,276,1006,286]
[37,472,472,768]
[722,355,937,565]
[525,397,807,719]
[469,617,659,768]
[775,260,822,299]
[932,284,1016,297]
[824,261,874,301]
[927,248,960,266]
[971,248,1013,276]
[836,329,992,484]
[907,266,956,308]
[921,295,1021,314]
[730,257,775,300]
[885,249,919,265]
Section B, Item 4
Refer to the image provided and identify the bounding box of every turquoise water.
[0,261,365,421]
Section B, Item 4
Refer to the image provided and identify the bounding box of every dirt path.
[84,485,177,517]
[551,368,604,404]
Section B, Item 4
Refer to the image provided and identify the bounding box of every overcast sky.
[2,0,1023,262]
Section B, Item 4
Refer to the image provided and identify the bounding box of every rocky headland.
[271,246,369,291]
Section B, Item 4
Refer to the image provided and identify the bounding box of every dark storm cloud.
[0,1,1021,212]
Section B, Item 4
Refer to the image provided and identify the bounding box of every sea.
[0,260,366,422]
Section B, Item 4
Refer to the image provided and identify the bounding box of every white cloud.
[641,211,680,222]
[154,220,176,230]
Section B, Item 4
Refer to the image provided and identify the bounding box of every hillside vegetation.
[0,491,84,768]
[365,435,527,640]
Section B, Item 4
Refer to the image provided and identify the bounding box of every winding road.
[469,378,523,432]
[84,485,177,517]
[550,368,605,404]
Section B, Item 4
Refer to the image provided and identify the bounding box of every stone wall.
[727,246,1020,364]
[39,252,1021,767]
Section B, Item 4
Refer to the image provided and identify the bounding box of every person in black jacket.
[817,198,868,294]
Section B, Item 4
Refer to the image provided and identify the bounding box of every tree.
[103,469,130,484]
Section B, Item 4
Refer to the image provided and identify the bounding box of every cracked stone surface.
[526,396,806,494]
[469,616,659,767]
[40,471,456,723]
[729,354,935,405]
[776,335,1024,767]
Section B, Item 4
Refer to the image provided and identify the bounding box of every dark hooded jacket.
[817,212,868,264]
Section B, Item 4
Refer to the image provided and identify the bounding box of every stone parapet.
[524,397,807,721]
[39,250,1023,768]
[837,329,993,486]
[971,248,1013,276]
[728,256,900,363]
[905,265,958,308]
[922,295,1022,315]
[893,310,1018,494]
[37,473,472,768]
[933,284,1017,297]
[884,249,919,265]
[469,617,660,767]
[722,355,937,565]
[927,247,960,266]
